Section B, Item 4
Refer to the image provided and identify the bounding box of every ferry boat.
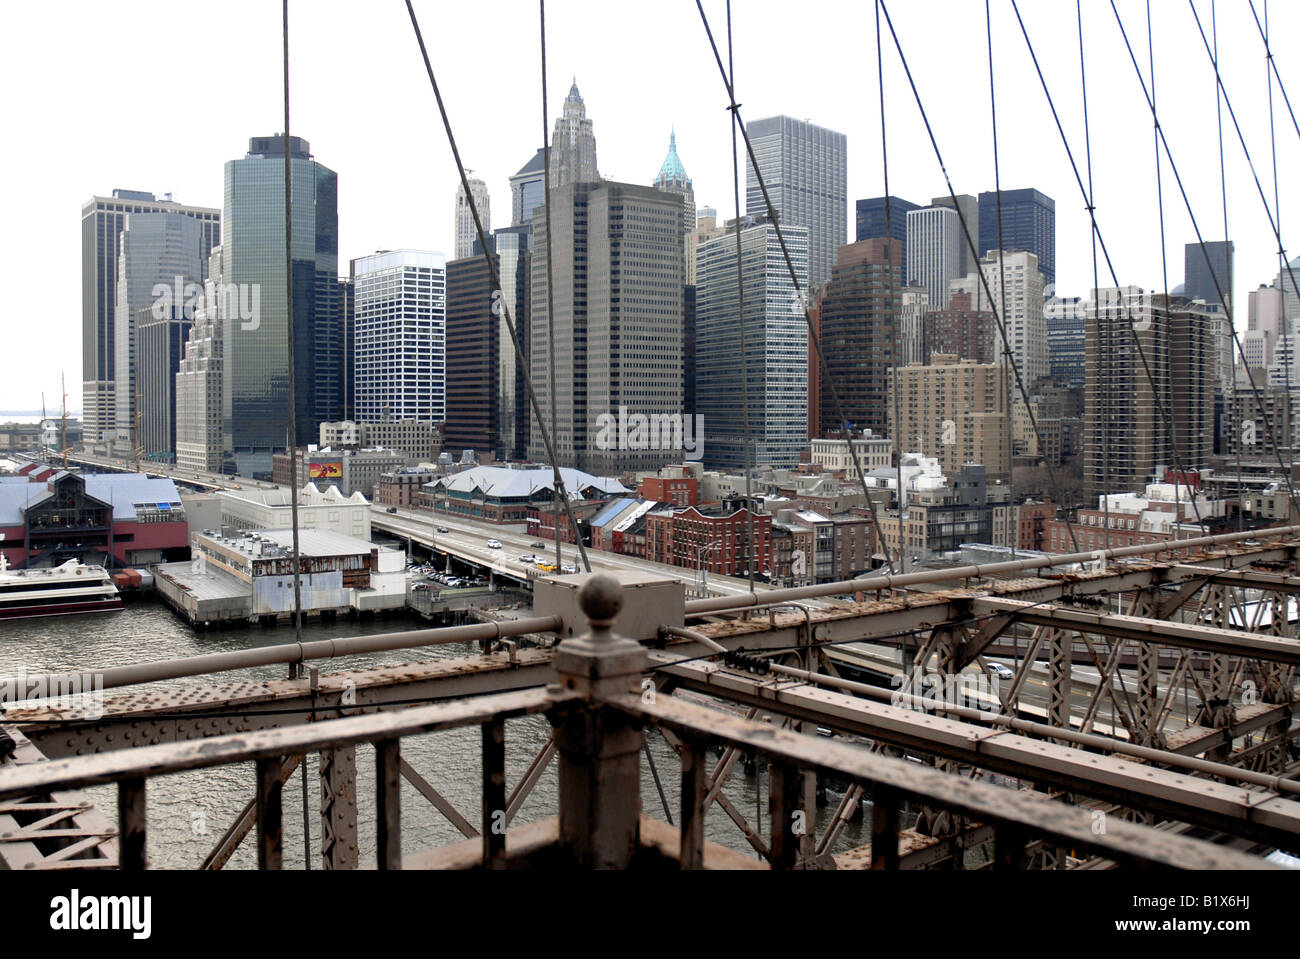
[0,557,124,620]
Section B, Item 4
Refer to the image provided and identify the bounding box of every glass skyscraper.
[696,217,809,471]
[80,190,219,443]
[222,135,340,474]
[977,188,1055,287]
[745,116,846,289]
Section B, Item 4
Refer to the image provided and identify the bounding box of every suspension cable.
[695,0,897,575]
[877,0,1084,555]
[403,0,591,572]
[1010,0,1297,529]
[1107,0,1300,518]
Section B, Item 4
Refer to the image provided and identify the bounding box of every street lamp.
[694,538,721,595]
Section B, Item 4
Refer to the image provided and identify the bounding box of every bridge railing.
[0,573,1279,870]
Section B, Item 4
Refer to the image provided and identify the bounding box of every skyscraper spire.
[550,77,598,187]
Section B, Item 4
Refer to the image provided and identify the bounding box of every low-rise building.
[645,501,773,578]
[154,528,407,624]
[319,420,441,464]
[0,471,188,569]
[426,466,628,526]
[214,483,371,540]
[375,467,438,508]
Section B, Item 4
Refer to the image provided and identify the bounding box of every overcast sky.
[2,0,1297,413]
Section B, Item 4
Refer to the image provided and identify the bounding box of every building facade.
[977,188,1055,286]
[745,115,847,288]
[454,175,491,260]
[856,195,918,280]
[906,205,961,310]
[1084,289,1218,500]
[696,218,809,471]
[529,181,686,473]
[889,355,1010,480]
[351,250,446,425]
[81,191,219,443]
[221,136,341,475]
[816,238,901,437]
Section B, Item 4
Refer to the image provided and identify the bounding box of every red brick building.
[638,473,699,507]
[645,504,772,577]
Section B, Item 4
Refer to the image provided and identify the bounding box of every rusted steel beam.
[0,688,564,803]
[635,664,1300,853]
[768,762,801,870]
[679,739,707,869]
[973,597,1300,665]
[201,755,300,870]
[117,778,146,871]
[376,740,401,870]
[254,758,282,870]
[869,784,901,870]
[616,692,1276,869]
[505,736,556,824]
[481,719,506,869]
[399,757,477,839]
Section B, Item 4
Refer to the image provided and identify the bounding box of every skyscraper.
[653,130,695,266]
[976,249,1048,386]
[222,135,340,474]
[112,211,204,450]
[977,188,1055,286]
[549,80,599,189]
[855,196,919,268]
[175,248,226,474]
[745,116,847,288]
[454,175,491,260]
[444,226,530,461]
[81,190,219,442]
[137,304,193,459]
[509,148,547,227]
[351,250,446,424]
[906,205,961,310]
[529,181,685,473]
[817,238,902,437]
[697,216,809,470]
[1045,294,1086,389]
[1183,240,1233,310]
[931,193,979,277]
[1084,288,1217,501]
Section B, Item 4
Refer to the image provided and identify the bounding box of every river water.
[1,600,871,868]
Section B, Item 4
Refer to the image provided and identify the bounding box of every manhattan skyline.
[3,0,1299,410]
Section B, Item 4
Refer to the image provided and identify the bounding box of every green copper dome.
[656,130,690,186]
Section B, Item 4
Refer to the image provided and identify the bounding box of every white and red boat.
[0,557,124,620]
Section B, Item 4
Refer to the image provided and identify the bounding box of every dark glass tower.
[977,188,1055,286]
[855,195,918,281]
[1184,240,1234,310]
[222,135,340,473]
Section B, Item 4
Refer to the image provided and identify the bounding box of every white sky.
[1,0,1298,412]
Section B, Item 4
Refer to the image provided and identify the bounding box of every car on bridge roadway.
[486,539,502,549]
[436,527,449,533]
[985,662,1015,681]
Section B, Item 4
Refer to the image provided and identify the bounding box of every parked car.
[486,539,502,549]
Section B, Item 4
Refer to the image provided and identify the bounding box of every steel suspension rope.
[1107,0,1300,519]
[877,0,1085,556]
[695,0,898,575]
[403,0,591,572]
[1009,0,1300,528]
